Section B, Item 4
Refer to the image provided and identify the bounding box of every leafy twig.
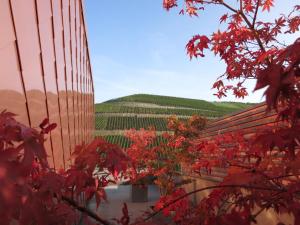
[62,196,113,225]
[144,184,283,221]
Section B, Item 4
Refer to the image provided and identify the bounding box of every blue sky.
[84,0,299,103]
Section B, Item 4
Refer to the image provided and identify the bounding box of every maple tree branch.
[295,138,300,147]
[144,184,283,221]
[240,12,266,53]
[202,1,267,55]
[239,0,243,12]
[252,206,266,220]
[62,196,113,225]
[218,1,238,14]
[252,192,285,219]
[252,0,260,27]
[268,173,300,180]
[219,1,267,53]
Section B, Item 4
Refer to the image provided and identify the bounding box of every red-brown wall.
[200,103,276,139]
[0,0,94,170]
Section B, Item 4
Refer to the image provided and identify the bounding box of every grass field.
[95,94,257,148]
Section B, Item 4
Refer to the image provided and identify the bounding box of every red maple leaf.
[262,0,274,12]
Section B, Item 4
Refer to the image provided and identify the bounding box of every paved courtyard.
[88,185,161,223]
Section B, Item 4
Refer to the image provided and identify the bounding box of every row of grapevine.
[95,116,108,129]
[95,115,189,131]
[104,116,171,131]
[102,135,132,148]
[149,135,168,147]
[95,104,224,117]
[99,135,168,149]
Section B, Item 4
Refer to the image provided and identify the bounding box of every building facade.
[0,0,94,169]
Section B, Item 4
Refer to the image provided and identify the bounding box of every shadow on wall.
[0,89,94,170]
[182,174,294,224]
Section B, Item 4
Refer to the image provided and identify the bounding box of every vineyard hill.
[95,94,256,147]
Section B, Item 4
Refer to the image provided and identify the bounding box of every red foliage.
[154,188,189,222]
[164,0,300,101]
[0,111,129,225]
[186,35,210,59]
[134,1,300,224]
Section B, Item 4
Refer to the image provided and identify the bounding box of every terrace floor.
[88,185,165,223]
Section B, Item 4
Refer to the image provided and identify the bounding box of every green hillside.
[97,94,255,115]
[95,94,256,147]
[105,94,216,109]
